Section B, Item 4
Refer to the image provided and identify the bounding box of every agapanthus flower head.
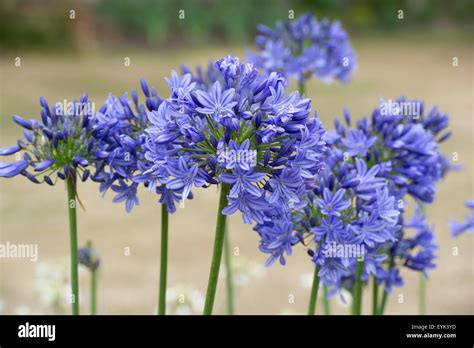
[450,200,474,237]
[302,96,452,295]
[140,56,327,226]
[328,96,453,203]
[0,95,107,186]
[249,12,357,85]
[254,95,452,301]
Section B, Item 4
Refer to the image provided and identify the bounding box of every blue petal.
[0,160,29,178]
[0,145,21,156]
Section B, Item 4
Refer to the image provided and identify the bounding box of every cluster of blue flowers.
[88,85,163,213]
[324,98,451,296]
[450,201,474,237]
[0,94,105,186]
[248,12,357,85]
[254,95,453,300]
[139,55,327,223]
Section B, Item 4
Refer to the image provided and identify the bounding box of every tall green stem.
[323,285,331,315]
[372,278,378,315]
[203,183,230,315]
[379,289,389,315]
[307,264,320,315]
[419,273,426,315]
[223,225,234,315]
[378,254,394,315]
[91,268,97,315]
[352,260,364,315]
[298,80,305,95]
[66,174,79,315]
[158,204,169,315]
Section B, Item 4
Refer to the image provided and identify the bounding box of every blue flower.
[195,81,238,130]
[395,212,438,276]
[111,180,139,213]
[166,157,206,201]
[223,191,268,225]
[220,169,265,198]
[257,219,299,266]
[341,129,377,157]
[215,56,241,85]
[348,213,397,248]
[312,215,347,243]
[372,188,400,225]
[353,159,385,200]
[315,188,350,217]
[450,200,474,237]
[156,184,190,214]
[316,256,351,285]
[267,168,305,207]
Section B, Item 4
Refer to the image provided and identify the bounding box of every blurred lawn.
[0,32,473,314]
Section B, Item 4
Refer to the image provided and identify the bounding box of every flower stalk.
[203,183,230,315]
[323,285,331,315]
[66,173,79,315]
[372,278,378,315]
[307,264,321,315]
[91,267,97,315]
[419,273,426,315]
[352,260,364,315]
[158,204,169,315]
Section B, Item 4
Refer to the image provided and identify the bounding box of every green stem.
[158,204,169,315]
[323,286,331,315]
[419,273,426,315]
[223,225,234,315]
[307,264,320,315]
[352,260,364,315]
[379,288,389,315]
[91,269,97,315]
[378,254,394,315]
[372,278,378,315]
[66,174,79,315]
[298,80,305,95]
[203,183,230,315]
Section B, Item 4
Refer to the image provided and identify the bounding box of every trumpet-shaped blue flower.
[315,188,351,217]
[220,169,265,198]
[258,219,299,266]
[166,157,206,201]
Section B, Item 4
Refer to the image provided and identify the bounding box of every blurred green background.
[1,0,473,51]
[0,0,472,315]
